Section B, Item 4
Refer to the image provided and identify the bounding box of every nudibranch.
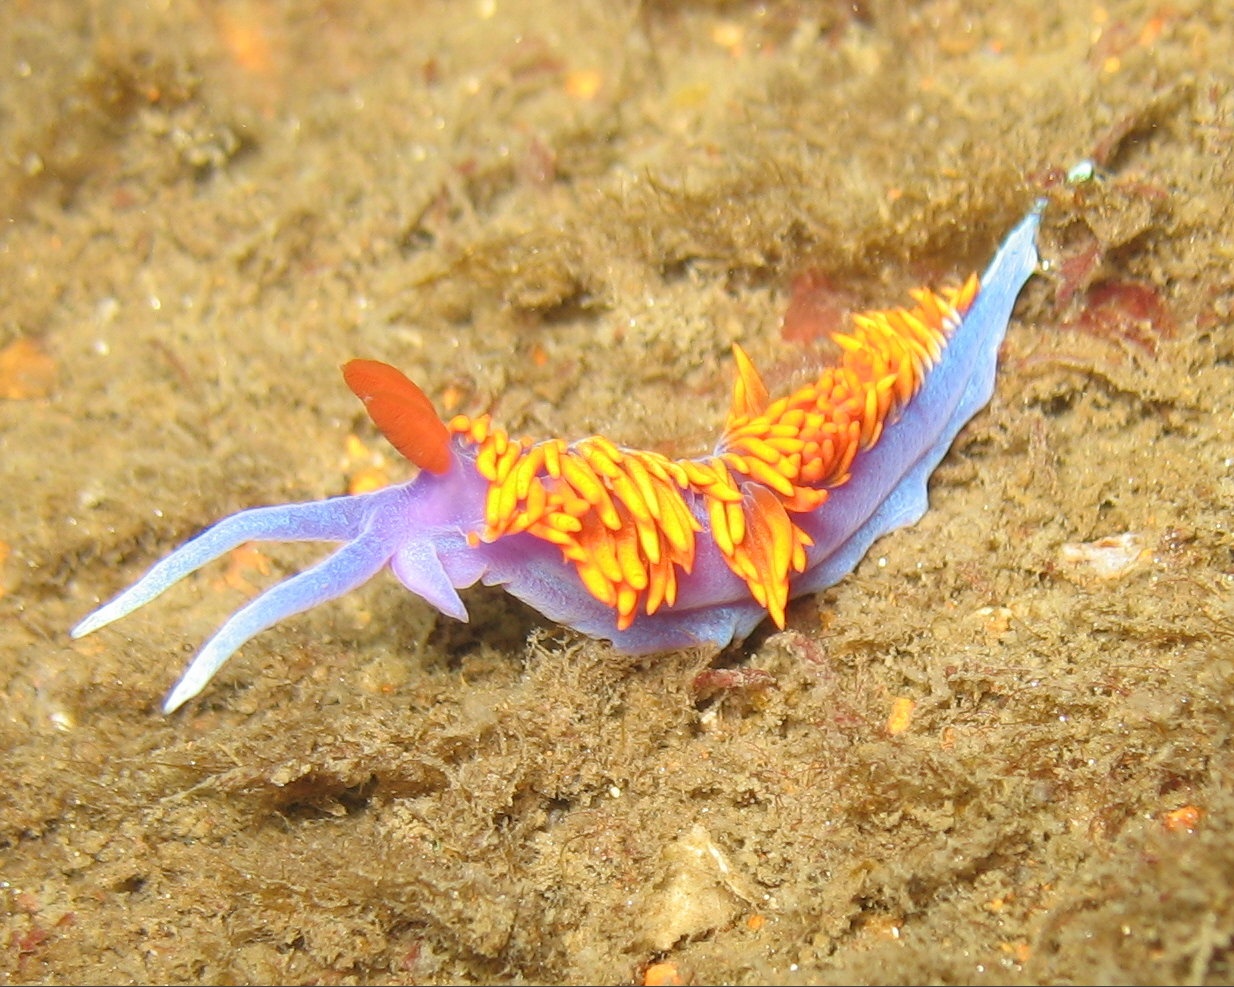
[73,202,1044,713]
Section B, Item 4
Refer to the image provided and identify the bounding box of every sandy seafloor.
[3,1,1234,984]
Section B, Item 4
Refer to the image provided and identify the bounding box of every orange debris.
[1162,805,1204,833]
[643,960,685,986]
[886,697,915,736]
[564,68,603,100]
[213,544,272,596]
[0,337,57,400]
[213,3,276,76]
[348,466,390,496]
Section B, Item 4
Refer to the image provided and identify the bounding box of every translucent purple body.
[72,204,1042,712]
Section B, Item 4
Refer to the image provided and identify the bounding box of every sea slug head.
[342,359,492,619]
[71,358,495,713]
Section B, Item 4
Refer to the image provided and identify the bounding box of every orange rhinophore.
[343,358,452,475]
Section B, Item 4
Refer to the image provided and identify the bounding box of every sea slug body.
[73,202,1044,712]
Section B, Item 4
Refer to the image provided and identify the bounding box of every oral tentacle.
[162,521,397,712]
[71,495,383,641]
